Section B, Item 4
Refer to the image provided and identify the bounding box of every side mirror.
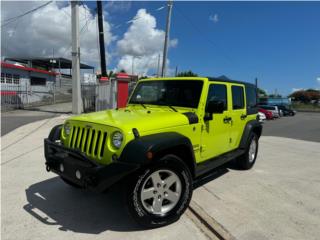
[204,100,225,121]
[207,100,225,114]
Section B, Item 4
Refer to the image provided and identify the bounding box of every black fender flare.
[119,132,196,177]
[239,120,263,150]
[48,124,62,141]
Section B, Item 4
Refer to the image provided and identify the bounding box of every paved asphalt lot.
[262,112,320,142]
[1,102,71,136]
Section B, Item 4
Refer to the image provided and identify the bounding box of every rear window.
[245,85,258,114]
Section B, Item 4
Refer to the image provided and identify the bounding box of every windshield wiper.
[168,105,178,112]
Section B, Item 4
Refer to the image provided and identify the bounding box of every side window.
[30,77,46,86]
[206,84,228,111]
[6,74,12,84]
[232,86,244,110]
[13,75,20,85]
[1,73,5,83]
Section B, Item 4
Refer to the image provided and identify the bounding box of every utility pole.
[255,77,258,103]
[157,53,161,77]
[161,0,173,77]
[132,56,134,75]
[71,1,82,114]
[97,1,107,77]
[175,66,178,76]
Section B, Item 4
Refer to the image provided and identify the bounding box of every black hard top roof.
[208,75,256,87]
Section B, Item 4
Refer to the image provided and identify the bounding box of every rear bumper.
[44,138,140,192]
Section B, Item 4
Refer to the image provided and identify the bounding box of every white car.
[257,112,266,122]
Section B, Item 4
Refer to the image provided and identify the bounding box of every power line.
[1,1,53,28]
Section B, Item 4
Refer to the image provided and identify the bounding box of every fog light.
[76,170,81,179]
[59,163,64,172]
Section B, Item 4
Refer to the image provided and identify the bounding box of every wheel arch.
[119,132,196,178]
[239,120,262,150]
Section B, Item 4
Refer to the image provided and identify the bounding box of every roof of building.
[1,62,57,76]
[4,57,94,70]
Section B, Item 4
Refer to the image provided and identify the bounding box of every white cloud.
[116,9,178,75]
[105,1,132,13]
[317,77,320,84]
[1,1,114,68]
[209,14,219,23]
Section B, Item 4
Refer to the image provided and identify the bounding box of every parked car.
[257,112,266,122]
[258,108,274,120]
[277,105,296,116]
[259,105,280,118]
[44,77,262,227]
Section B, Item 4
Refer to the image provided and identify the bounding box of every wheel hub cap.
[249,139,257,163]
[140,169,182,215]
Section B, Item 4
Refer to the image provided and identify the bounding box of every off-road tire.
[125,154,193,228]
[238,132,259,170]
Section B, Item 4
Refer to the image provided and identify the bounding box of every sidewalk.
[192,137,320,240]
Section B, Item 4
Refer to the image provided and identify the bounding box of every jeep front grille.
[68,126,108,159]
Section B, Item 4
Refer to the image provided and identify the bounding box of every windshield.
[129,80,204,108]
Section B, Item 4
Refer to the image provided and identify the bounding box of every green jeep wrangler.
[45,77,262,227]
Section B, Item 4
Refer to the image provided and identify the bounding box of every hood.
[68,106,195,133]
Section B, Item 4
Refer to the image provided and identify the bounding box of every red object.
[116,73,130,79]
[117,80,129,108]
[0,91,17,96]
[100,76,109,81]
[1,62,57,76]
[259,108,273,119]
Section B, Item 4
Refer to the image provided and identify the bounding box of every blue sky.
[2,1,319,96]
[86,1,320,96]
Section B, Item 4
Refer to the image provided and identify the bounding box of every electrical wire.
[1,1,53,28]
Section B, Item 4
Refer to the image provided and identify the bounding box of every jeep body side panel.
[229,83,248,150]
[199,81,232,160]
[195,148,245,177]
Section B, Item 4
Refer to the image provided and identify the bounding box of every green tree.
[289,89,320,103]
[176,70,198,77]
[268,94,282,98]
[257,88,267,97]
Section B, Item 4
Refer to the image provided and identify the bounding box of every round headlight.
[64,123,71,135]
[112,131,123,149]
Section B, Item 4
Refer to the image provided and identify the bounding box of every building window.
[6,74,13,84]
[1,73,5,83]
[13,74,20,84]
[30,76,46,85]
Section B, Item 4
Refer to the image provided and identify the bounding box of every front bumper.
[44,138,139,192]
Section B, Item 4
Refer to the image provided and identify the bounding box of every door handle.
[240,114,247,120]
[223,116,232,123]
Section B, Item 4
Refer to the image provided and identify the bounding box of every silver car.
[259,105,280,118]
